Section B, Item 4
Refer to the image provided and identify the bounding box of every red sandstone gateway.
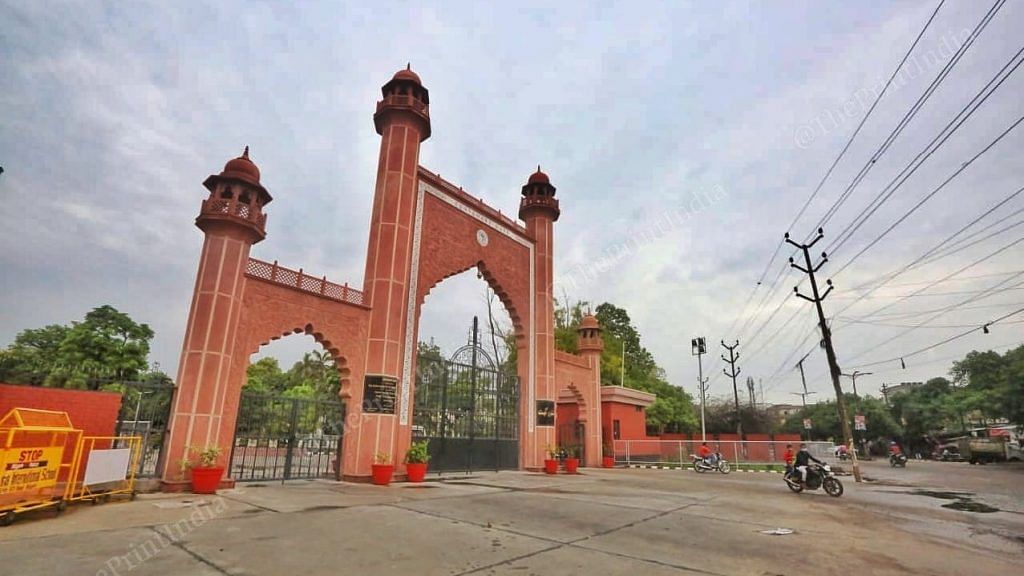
[162,67,611,490]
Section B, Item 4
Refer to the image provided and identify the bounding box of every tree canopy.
[0,305,155,390]
[550,301,697,434]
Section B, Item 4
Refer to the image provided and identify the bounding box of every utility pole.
[842,370,871,398]
[692,337,708,442]
[794,351,815,441]
[881,383,890,406]
[746,376,756,409]
[792,391,816,441]
[721,340,743,438]
[786,228,861,483]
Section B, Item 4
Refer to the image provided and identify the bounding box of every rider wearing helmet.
[794,443,824,484]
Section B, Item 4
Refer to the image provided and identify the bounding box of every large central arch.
[162,68,603,487]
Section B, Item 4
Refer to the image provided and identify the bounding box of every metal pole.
[621,340,625,387]
[134,389,144,423]
[698,352,706,442]
[786,229,861,482]
[721,340,742,439]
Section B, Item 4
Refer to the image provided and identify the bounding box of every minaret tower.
[360,66,431,472]
[163,148,271,487]
[576,314,604,467]
[519,167,560,468]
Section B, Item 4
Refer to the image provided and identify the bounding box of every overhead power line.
[846,305,1024,370]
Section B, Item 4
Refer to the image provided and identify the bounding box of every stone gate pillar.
[519,168,560,468]
[354,66,431,478]
[162,148,271,487]
[577,315,605,467]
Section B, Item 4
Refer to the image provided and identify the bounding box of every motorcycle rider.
[794,443,824,485]
[697,442,715,466]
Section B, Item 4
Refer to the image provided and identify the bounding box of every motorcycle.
[691,453,731,474]
[784,463,843,497]
[889,452,908,468]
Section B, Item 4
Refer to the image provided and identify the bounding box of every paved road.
[0,461,1020,575]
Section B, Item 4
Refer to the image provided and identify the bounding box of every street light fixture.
[841,370,872,398]
[692,337,708,442]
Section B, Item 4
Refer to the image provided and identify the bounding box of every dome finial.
[242,146,249,159]
[537,164,541,173]
[406,62,411,71]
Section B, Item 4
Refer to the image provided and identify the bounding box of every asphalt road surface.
[0,459,1020,575]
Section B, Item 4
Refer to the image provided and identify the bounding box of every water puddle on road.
[941,501,1000,513]
[910,490,974,500]
[910,489,1000,513]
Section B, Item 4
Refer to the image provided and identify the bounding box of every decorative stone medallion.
[476,229,489,247]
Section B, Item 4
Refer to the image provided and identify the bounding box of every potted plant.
[371,451,394,486]
[602,443,615,468]
[563,445,580,474]
[404,440,430,483]
[180,445,224,494]
[543,444,559,474]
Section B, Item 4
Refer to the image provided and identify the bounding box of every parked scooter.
[690,453,731,474]
[784,463,843,497]
[889,452,908,468]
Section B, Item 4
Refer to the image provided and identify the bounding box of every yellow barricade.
[0,408,83,526]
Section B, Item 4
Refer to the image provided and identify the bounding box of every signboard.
[854,414,866,431]
[0,446,63,503]
[803,418,813,430]
[83,448,132,486]
[363,375,397,414]
[536,401,555,426]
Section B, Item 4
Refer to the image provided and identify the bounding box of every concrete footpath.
[0,462,1021,575]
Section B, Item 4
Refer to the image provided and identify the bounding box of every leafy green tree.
[782,394,901,442]
[0,306,154,390]
[890,377,956,440]
[950,346,1023,426]
[246,357,288,394]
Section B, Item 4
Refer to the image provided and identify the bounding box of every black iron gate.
[114,378,176,477]
[231,391,344,481]
[413,320,519,473]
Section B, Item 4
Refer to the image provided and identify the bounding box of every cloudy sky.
[2,1,1022,406]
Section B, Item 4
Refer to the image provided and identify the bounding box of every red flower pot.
[564,458,580,474]
[406,462,428,483]
[543,459,559,474]
[602,456,615,468]
[372,464,394,486]
[190,466,225,494]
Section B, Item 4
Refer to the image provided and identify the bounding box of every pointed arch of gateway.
[163,68,604,487]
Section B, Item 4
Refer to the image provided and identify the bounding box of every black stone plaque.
[536,400,555,426]
[363,375,397,414]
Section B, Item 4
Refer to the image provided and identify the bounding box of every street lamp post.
[842,370,872,398]
[692,337,708,442]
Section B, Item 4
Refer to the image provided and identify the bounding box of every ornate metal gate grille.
[413,341,519,473]
[231,392,344,481]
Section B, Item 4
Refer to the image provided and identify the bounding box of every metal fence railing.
[613,440,836,468]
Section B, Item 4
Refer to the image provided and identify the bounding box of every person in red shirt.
[698,442,713,464]
[783,444,795,477]
[889,442,902,455]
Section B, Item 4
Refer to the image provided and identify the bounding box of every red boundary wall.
[0,383,123,481]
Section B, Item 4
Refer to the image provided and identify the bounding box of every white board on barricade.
[83,448,132,486]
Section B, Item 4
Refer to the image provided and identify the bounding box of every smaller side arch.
[248,323,353,398]
[564,382,587,423]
